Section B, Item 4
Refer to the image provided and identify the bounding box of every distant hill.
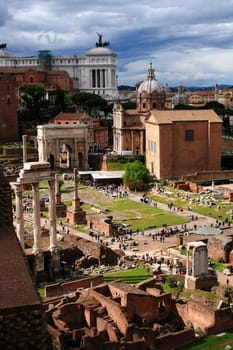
[118,85,135,91]
[118,84,233,92]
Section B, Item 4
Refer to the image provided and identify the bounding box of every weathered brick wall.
[126,293,171,324]
[175,299,233,333]
[184,170,233,182]
[90,289,129,336]
[207,236,233,262]
[0,172,13,225]
[45,275,104,297]
[0,306,52,350]
[57,302,85,329]
[77,237,119,265]
[88,216,114,235]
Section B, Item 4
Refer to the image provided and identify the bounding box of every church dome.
[138,63,164,94]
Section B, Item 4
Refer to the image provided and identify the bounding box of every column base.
[66,209,87,225]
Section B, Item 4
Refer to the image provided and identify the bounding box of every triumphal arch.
[37,124,93,170]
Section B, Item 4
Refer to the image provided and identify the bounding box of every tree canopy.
[71,92,108,115]
[20,84,46,118]
[123,160,152,191]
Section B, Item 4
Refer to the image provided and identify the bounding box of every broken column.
[185,241,217,291]
[55,173,66,217]
[66,168,86,225]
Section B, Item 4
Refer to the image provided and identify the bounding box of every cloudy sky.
[1,0,233,87]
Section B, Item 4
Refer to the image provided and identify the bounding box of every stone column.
[55,139,59,168]
[140,130,144,154]
[15,183,24,249]
[74,138,78,168]
[22,135,27,165]
[131,130,134,153]
[72,168,80,211]
[48,179,57,251]
[32,182,41,254]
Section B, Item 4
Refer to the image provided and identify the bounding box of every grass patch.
[104,266,150,284]
[208,258,225,272]
[180,329,233,349]
[38,288,45,298]
[97,199,188,231]
[150,188,233,223]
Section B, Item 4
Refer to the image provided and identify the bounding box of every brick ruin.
[42,240,233,350]
[44,279,195,350]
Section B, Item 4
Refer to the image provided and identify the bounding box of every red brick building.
[0,74,18,142]
[146,109,222,179]
[0,66,75,105]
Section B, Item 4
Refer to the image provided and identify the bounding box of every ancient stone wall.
[90,289,129,336]
[176,299,233,333]
[0,306,52,350]
[184,170,233,182]
[88,216,114,236]
[45,275,104,297]
[76,237,119,265]
[207,236,233,262]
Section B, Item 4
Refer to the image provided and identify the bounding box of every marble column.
[22,135,27,165]
[15,183,24,249]
[48,179,57,251]
[32,182,41,254]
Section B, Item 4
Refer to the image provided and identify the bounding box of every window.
[153,141,156,152]
[185,129,194,141]
[151,162,154,174]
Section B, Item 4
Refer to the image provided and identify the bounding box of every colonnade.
[91,68,106,88]
[13,178,57,253]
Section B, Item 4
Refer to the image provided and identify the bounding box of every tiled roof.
[147,109,222,124]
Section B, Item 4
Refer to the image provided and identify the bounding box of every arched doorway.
[59,144,72,168]
[78,152,84,170]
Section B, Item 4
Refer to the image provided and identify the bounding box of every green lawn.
[104,266,150,284]
[150,189,233,223]
[180,329,233,349]
[97,198,188,231]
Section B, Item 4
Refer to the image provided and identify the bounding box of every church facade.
[145,109,222,179]
[113,63,165,155]
[0,34,118,100]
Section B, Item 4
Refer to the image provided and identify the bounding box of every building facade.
[146,109,222,179]
[0,34,118,100]
[0,74,19,142]
[113,63,165,155]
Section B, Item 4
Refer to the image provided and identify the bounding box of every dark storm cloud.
[2,0,233,86]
